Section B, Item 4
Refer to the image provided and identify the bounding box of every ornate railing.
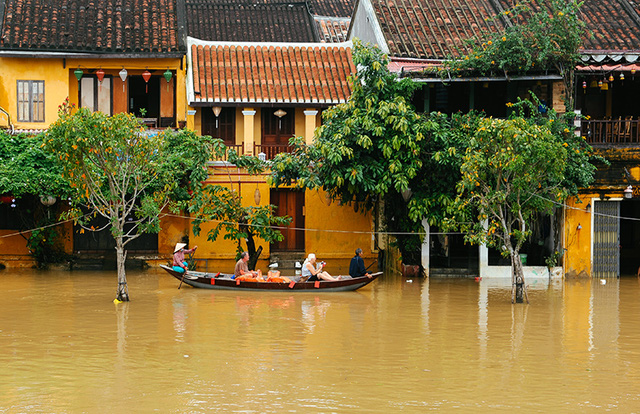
[254,144,293,160]
[581,118,640,145]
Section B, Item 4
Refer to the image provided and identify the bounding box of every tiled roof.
[0,0,183,54]
[185,0,318,42]
[493,0,640,54]
[372,0,504,60]
[315,17,350,43]
[371,0,640,61]
[308,0,355,17]
[187,38,355,105]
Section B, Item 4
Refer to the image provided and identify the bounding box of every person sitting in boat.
[302,253,341,282]
[234,251,263,281]
[349,248,371,278]
[172,243,197,274]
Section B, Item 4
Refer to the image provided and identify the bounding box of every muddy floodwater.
[1,268,640,413]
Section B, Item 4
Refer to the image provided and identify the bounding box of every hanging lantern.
[74,68,83,82]
[609,74,614,82]
[274,109,287,130]
[142,70,151,93]
[163,69,172,92]
[620,73,625,81]
[632,68,637,77]
[582,80,587,89]
[212,106,222,128]
[119,68,128,92]
[163,69,172,83]
[254,187,261,205]
[96,68,105,93]
[598,79,603,88]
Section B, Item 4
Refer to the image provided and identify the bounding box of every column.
[421,219,430,277]
[242,109,256,156]
[303,109,318,145]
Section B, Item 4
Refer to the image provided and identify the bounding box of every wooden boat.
[160,265,381,292]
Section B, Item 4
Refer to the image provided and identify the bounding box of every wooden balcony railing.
[213,144,243,161]
[581,118,640,145]
[254,144,293,160]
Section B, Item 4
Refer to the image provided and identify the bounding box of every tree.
[187,150,291,267]
[270,40,435,267]
[442,0,586,109]
[452,100,597,302]
[44,100,214,301]
[0,130,73,266]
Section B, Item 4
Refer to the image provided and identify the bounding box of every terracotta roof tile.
[315,16,350,43]
[188,38,354,105]
[0,0,183,53]
[372,0,640,61]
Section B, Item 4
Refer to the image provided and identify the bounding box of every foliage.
[189,184,291,260]
[442,0,586,108]
[43,100,214,300]
[0,130,72,199]
[270,40,434,265]
[451,99,598,290]
[0,130,73,266]
[26,223,69,268]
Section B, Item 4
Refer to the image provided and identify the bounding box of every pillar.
[303,109,318,145]
[421,219,430,277]
[242,109,256,156]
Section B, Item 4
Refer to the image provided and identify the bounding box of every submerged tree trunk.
[510,252,528,304]
[115,238,130,302]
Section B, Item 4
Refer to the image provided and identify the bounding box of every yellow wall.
[564,196,594,278]
[0,57,69,129]
[0,56,185,130]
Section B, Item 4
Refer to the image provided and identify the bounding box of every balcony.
[254,144,293,160]
[582,118,640,146]
[213,144,243,161]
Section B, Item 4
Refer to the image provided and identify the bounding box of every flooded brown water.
[1,269,640,413]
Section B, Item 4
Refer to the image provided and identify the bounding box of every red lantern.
[142,70,151,93]
[96,69,105,83]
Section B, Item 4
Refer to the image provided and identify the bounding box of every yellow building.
[0,0,190,268]
[0,1,378,274]
[177,37,374,274]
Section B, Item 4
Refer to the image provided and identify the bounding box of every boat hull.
[160,265,380,292]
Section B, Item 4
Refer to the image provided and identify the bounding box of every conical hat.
[174,243,187,253]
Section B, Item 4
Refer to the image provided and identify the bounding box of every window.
[17,80,45,122]
[80,76,112,114]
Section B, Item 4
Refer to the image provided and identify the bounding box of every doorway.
[129,75,160,120]
[270,189,305,252]
[620,199,640,276]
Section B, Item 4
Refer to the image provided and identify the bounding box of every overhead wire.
[2,193,640,241]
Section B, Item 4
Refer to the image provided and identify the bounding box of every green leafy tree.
[442,0,586,108]
[270,40,440,266]
[452,100,597,302]
[44,101,214,301]
[0,131,72,266]
[188,182,292,269]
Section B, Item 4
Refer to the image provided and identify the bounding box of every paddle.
[365,259,378,272]
[178,250,195,290]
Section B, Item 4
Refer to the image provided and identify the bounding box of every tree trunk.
[115,238,130,302]
[511,252,527,304]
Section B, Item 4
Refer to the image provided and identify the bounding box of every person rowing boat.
[172,243,198,274]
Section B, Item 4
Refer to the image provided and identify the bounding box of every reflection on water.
[2,269,640,412]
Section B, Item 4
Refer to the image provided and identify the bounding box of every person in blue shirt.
[349,248,371,278]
